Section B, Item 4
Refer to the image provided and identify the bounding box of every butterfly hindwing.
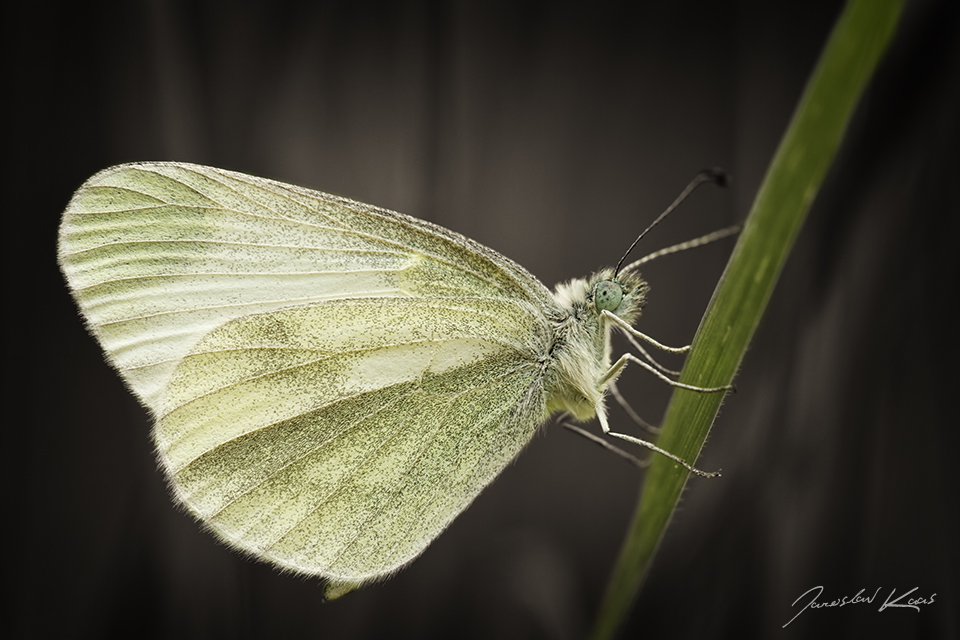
[159,297,550,579]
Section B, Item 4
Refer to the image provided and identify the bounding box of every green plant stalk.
[590,1,903,638]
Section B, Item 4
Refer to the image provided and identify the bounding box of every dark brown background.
[6,1,958,638]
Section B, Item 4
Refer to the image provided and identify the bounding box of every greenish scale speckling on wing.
[58,162,654,597]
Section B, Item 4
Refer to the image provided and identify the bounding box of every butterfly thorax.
[544,269,648,421]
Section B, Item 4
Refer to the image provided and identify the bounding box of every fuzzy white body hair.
[545,269,648,422]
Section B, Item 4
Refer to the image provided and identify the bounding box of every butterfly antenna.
[614,168,728,278]
[619,224,741,275]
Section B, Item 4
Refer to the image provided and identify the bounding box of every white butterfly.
[58,162,732,597]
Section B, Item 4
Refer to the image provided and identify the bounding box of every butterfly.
[58,162,733,598]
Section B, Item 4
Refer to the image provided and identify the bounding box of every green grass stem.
[590,1,904,637]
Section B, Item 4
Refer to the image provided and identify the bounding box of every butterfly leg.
[600,353,734,393]
[601,310,690,353]
[623,332,681,377]
[608,380,661,434]
[597,412,720,478]
[561,421,649,468]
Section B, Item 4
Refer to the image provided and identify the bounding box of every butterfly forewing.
[58,163,556,413]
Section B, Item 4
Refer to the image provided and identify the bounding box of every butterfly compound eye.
[594,280,623,312]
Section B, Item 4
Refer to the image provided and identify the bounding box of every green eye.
[594,280,623,311]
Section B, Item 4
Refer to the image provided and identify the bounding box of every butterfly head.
[588,269,648,324]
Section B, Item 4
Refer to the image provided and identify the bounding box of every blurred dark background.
[6,1,957,638]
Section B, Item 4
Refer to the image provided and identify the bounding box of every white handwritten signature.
[783,585,936,627]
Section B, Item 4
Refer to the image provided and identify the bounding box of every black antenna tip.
[702,167,729,187]
[614,167,731,278]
